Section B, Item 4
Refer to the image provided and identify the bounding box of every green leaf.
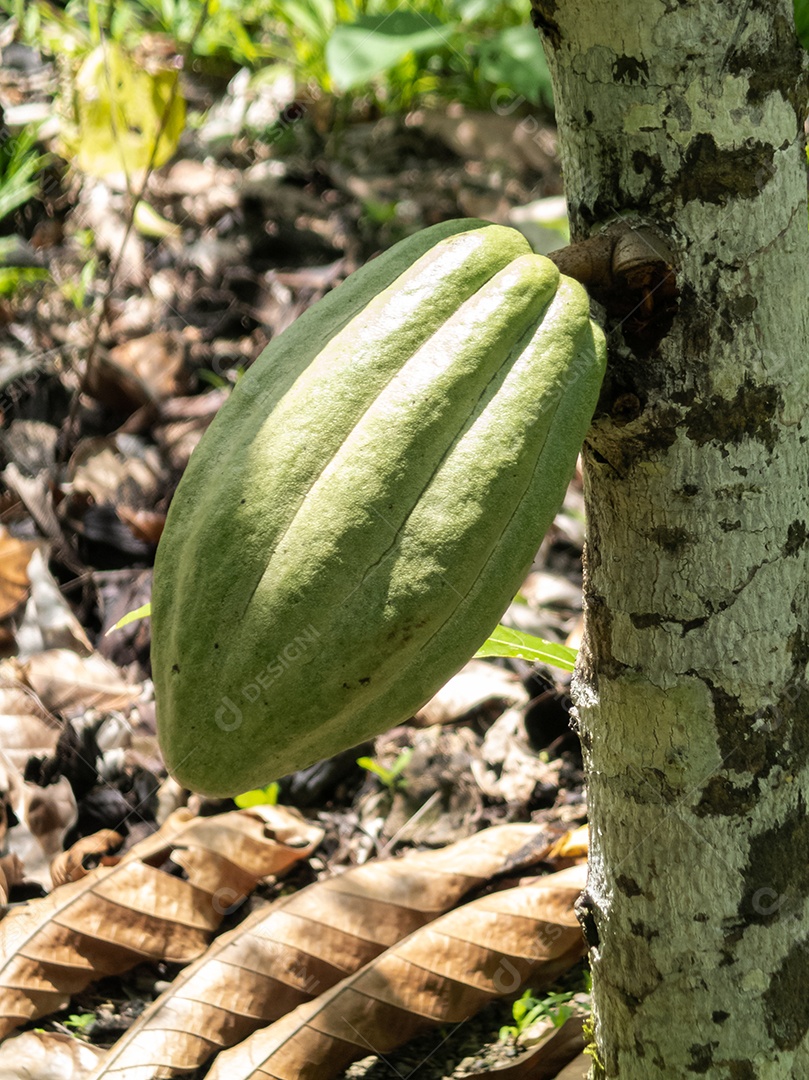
[796,0,809,47]
[474,624,578,672]
[326,12,456,90]
[0,267,49,296]
[133,199,181,239]
[356,755,394,786]
[386,746,413,781]
[234,781,280,808]
[478,25,553,106]
[64,43,185,178]
[449,0,492,22]
[277,0,337,45]
[64,1012,96,1032]
[105,602,151,636]
[357,747,412,791]
[0,125,50,224]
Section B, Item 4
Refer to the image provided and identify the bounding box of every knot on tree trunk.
[550,221,678,353]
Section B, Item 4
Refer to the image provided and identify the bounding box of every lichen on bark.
[531,1,809,1075]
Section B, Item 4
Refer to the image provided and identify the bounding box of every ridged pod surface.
[152,219,606,796]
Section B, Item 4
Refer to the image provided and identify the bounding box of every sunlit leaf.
[133,199,181,238]
[64,43,185,178]
[234,782,280,808]
[475,624,578,671]
[478,24,553,106]
[105,602,151,636]
[326,12,456,90]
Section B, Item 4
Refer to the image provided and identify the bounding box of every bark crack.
[755,201,807,258]
[628,556,770,635]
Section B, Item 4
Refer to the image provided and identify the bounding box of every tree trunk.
[531,2,809,1076]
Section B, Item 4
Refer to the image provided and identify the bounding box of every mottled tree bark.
[532,2,809,1076]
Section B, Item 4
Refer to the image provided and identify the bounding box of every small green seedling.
[583,1013,606,1075]
[105,602,151,636]
[499,988,577,1042]
[198,364,246,390]
[234,782,280,808]
[63,1012,96,1036]
[357,747,413,792]
[61,255,98,310]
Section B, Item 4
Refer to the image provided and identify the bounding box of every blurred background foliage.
[4,0,554,114]
[0,0,558,263]
[2,0,808,186]
[0,0,807,286]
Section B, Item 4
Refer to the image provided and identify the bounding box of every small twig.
[377,789,442,858]
[57,2,211,463]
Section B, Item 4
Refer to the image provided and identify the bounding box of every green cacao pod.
[151,219,606,796]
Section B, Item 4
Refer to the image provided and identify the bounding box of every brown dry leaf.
[0,682,60,771]
[473,706,558,803]
[19,649,141,714]
[116,507,166,545]
[1,464,62,542]
[157,389,230,424]
[0,806,323,1039]
[152,159,241,209]
[50,829,125,886]
[152,388,228,473]
[87,822,554,1080]
[106,293,167,342]
[167,805,323,898]
[462,1015,586,1080]
[0,625,14,655]
[68,437,164,509]
[6,776,78,886]
[0,757,23,849]
[0,855,24,906]
[414,659,528,727]
[546,825,588,862]
[0,527,36,620]
[0,1030,104,1079]
[553,1050,592,1079]
[206,863,587,1080]
[153,390,227,472]
[565,614,584,652]
[520,572,583,612]
[16,549,94,658]
[86,332,188,411]
[412,108,557,175]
